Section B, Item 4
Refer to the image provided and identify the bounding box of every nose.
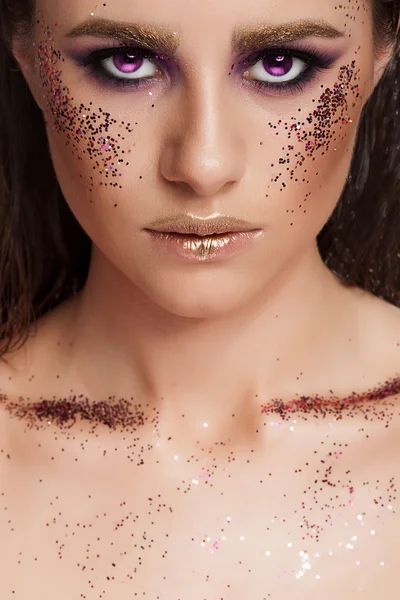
[159,78,246,197]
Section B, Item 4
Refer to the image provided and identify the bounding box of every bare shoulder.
[350,287,400,370]
[354,286,400,335]
[0,295,80,401]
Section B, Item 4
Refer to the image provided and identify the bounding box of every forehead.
[35,0,369,44]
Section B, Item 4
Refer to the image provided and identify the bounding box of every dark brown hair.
[0,0,399,359]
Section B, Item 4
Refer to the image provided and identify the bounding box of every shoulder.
[351,287,400,363]
[0,295,79,403]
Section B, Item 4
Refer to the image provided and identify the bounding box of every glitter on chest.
[0,376,399,598]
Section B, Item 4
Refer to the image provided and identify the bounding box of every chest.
[0,412,399,599]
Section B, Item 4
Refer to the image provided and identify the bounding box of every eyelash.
[78,44,336,95]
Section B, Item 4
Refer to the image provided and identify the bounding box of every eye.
[101,50,158,81]
[244,53,307,84]
[78,44,336,93]
[239,47,336,94]
[78,46,168,89]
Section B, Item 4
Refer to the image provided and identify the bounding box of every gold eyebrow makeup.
[65,18,345,57]
[65,18,180,55]
[232,20,345,54]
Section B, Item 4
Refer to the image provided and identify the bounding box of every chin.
[142,277,256,320]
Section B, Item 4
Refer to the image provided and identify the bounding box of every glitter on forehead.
[335,0,366,35]
[90,2,108,17]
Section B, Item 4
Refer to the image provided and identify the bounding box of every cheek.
[36,21,139,201]
[46,117,137,208]
[260,57,364,231]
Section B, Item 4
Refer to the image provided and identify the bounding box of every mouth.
[145,215,261,238]
[151,231,239,237]
[144,228,264,262]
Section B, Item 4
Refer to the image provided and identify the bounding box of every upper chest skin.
[0,395,399,600]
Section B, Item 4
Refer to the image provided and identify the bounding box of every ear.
[11,36,46,112]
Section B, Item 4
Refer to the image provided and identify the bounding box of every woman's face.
[22,0,385,317]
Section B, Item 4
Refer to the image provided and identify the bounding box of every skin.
[9,0,400,442]
[1,3,400,596]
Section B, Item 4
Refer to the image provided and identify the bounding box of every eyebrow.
[232,20,345,53]
[65,18,345,56]
[65,19,180,55]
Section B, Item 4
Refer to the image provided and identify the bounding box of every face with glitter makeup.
[16,0,389,319]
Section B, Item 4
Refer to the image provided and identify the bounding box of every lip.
[144,229,264,263]
[145,214,261,237]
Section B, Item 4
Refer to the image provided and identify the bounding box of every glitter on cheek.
[263,57,363,227]
[35,19,136,196]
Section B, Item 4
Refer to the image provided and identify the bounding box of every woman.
[0,0,399,597]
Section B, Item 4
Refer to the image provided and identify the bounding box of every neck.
[63,244,357,443]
